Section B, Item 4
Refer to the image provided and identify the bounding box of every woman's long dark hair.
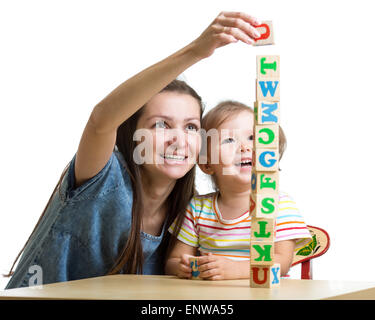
[108,79,203,274]
[4,79,203,277]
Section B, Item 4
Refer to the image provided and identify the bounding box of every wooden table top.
[1,275,375,300]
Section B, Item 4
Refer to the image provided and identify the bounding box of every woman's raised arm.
[74,11,260,188]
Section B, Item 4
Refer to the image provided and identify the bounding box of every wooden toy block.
[254,124,279,149]
[251,217,276,242]
[250,240,274,265]
[254,101,280,125]
[253,21,274,46]
[189,257,200,280]
[250,192,278,219]
[251,171,279,195]
[253,148,279,172]
[256,55,280,79]
[250,263,281,288]
[256,78,280,101]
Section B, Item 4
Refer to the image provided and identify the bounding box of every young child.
[165,100,312,280]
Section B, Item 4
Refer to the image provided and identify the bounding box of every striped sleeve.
[168,197,199,247]
[275,192,312,243]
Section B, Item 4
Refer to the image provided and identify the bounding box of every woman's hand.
[190,11,262,60]
[197,253,238,280]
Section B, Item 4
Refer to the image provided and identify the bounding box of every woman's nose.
[167,129,187,148]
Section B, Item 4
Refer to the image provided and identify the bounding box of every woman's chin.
[157,164,193,180]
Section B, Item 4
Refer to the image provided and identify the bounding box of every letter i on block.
[250,263,280,288]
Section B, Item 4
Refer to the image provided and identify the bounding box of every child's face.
[208,110,253,188]
[136,91,202,181]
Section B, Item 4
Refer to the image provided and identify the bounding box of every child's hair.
[200,100,287,190]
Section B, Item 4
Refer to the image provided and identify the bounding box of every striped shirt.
[168,191,312,261]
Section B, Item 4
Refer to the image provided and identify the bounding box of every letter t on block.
[257,55,280,79]
[250,263,281,288]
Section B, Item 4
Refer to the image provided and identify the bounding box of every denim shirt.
[6,150,166,289]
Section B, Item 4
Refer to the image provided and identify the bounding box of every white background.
[1,0,375,289]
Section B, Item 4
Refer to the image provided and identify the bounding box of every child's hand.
[197,253,236,280]
[176,254,194,279]
[190,11,261,60]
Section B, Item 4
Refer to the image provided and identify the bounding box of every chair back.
[291,225,330,279]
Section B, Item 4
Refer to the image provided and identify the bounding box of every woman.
[5,11,261,288]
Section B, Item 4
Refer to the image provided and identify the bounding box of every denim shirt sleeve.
[65,151,122,201]
[5,151,134,288]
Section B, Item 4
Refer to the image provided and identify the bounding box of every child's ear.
[198,162,215,175]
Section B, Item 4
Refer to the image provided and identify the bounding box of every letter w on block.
[256,79,280,101]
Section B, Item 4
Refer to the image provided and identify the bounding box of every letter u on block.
[250,263,280,288]
[253,21,274,47]
[250,266,269,287]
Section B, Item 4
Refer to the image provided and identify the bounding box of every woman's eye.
[186,124,198,131]
[155,120,167,129]
[222,137,235,144]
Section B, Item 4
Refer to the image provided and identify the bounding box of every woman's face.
[135,91,202,181]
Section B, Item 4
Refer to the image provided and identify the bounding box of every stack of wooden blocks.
[249,53,281,288]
